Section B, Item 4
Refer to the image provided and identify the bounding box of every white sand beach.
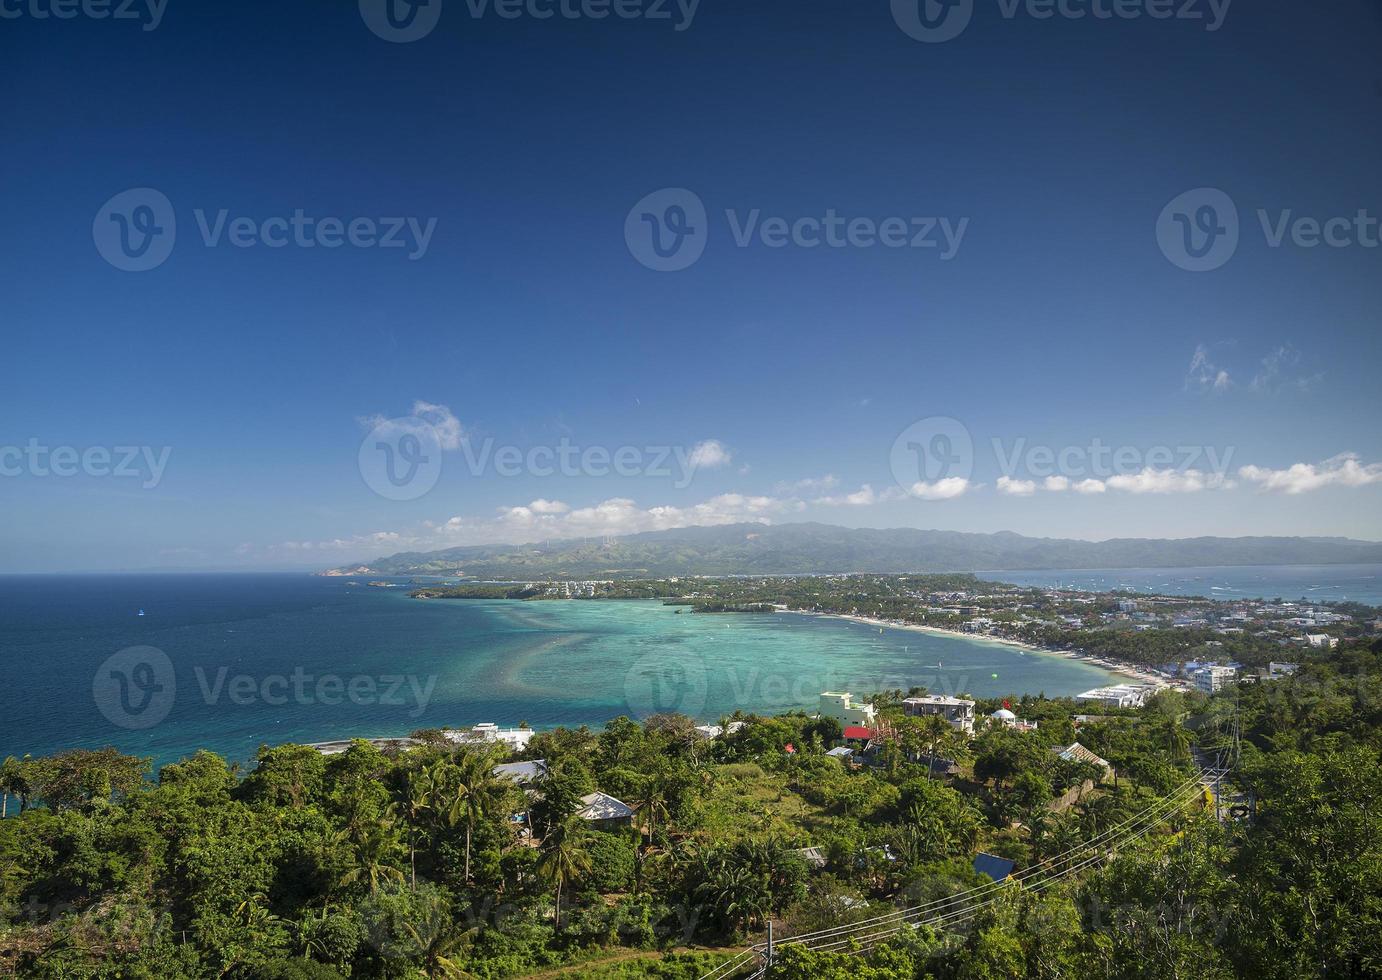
[789,610,1166,688]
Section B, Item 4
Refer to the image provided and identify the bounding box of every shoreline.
[786,609,1167,689]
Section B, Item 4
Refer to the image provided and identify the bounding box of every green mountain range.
[324,522,1382,579]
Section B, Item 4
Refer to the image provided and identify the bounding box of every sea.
[982,563,1382,606]
[0,573,1125,769]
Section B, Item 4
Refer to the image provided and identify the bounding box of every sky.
[2,0,1382,572]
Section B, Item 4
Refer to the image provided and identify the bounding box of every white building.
[989,708,1038,732]
[692,721,746,741]
[1076,684,1155,709]
[819,692,878,727]
[446,723,535,752]
[1268,662,1300,678]
[902,695,976,733]
[1305,634,1338,649]
[1193,666,1237,694]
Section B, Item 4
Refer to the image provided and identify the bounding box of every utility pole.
[766,921,774,970]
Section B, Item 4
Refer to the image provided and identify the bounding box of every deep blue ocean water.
[0,574,1123,769]
[983,563,1382,606]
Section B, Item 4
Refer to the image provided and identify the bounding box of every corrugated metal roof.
[973,853,1016,881]
[578,791,634,822]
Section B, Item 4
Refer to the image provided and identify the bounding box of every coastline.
[786,609,1167,690]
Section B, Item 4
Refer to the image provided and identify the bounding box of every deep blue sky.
[3,0,1381,571]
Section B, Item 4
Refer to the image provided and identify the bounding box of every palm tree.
[921,714,953,778]
[0,756,22,819]
[632,775,670,844]
[336,815,406,895]
[405,763,443,888]
[1162,720,1192,762]
[695,859,770,935]
[536,815,592,931]
[235,893,283,933]
[445,750,501,884]
[400,902,479,979]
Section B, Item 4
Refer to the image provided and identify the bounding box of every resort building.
[1268,662,1300,679]
[989,708,1038,732]
[1193,666,1238,694]
[447,723,536,751]
[819,692,878,727]
[1075,684,1155,709]
[901,695,976,733]
[693,721,746,741]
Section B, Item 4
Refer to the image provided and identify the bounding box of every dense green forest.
[2,642,1380,978]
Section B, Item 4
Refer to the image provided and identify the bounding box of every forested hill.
[325,522,1382,578]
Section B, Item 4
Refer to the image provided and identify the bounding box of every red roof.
[843,726,876,741]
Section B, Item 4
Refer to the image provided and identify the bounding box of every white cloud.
[687,439,733,470]
[1186,345,1232,393]
[433,492,804,545]
[779,474,839,494]
[907,478,971,501]
[1251,344,1323,394]
[410,401,464,450]
[997,476,1037,497]
[1104,468,1232,494]
[813,484,906,507]
[360,400,465,451]
[1042,475,1108,494]
[250,489,814,564]
[1238,453,1382,495]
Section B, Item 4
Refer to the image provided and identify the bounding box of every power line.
[698,767,1220,980]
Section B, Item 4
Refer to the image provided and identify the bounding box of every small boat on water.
[137,609,145,617]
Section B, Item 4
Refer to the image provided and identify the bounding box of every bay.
[0,573,1122,769]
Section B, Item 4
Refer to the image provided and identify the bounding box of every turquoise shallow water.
[0,574,1121,769]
